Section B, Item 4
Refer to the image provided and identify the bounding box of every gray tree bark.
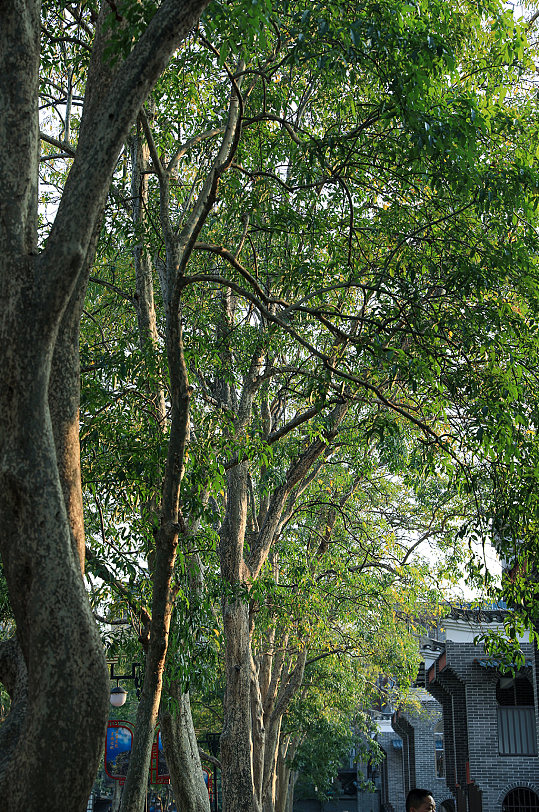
[160,689,211,812]
[218,398,348,812]
[260,651,306,812]
[111,780,123,812]
[130,122,167,429]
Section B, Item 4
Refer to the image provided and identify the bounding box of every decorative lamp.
[108,662,141,707]
[110,685,128,707]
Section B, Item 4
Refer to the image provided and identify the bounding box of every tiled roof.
[447,606,507,623]
[474,657,533,669]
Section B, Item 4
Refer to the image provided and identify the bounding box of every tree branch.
[247,400,349,580]
[167,127,226,175]
[40,0,212,325]
[267,404,326,445]
[180,273,443,444]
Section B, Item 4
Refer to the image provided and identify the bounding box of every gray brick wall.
[378,731,404,812]
[427,638,539,811]
[377,612,539,811]
[391,694,455,811]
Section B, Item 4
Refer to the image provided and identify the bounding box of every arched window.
[497,676,535,707]
[434,720,445,778]
[496,677,537,756]
[502,787,539,811]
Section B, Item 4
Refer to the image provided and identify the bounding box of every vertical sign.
[150,730,170,784]
[202,767,215,806]
[105,720,135,784]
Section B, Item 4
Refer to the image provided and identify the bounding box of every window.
[434,720,445,778]
[497,677,534,707]
[502,787,539,811]
[497,677,537,756]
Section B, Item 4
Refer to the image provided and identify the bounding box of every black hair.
[406,788,434,811]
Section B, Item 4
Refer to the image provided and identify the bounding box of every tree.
[78,0,535,809]
[3,2,537,812]
[284,656,382,810]
[0,2,211,809]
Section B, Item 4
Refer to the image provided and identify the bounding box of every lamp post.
[108,662,141,707]
[203,732,220,812]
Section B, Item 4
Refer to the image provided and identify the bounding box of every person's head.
[406,788,436,812]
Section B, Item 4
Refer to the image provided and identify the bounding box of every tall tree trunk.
[286,772,299,812]
[118,511,187,812]
[0,638,28,786]
[251,655,265,809]
[261,649,306,812]
[116,124,172,812]
[217,389,347,812]
[217,341,266,812]
[261,716,281,812]
[160,688,211,812]
[0,3,105,802]
[131,59,248,812]
[0,331,109,810]
[119,52,244,812]
[50,258,95,573]
[221,597,257,812]
[0,0,212,807]
[0,0,110,784]
[159,496,212,812]
[275,735,300,812]
[119,242,192,812]
[111,780,123,812]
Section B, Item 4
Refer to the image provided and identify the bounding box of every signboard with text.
[105,720,135,784]
[106,719,213,802]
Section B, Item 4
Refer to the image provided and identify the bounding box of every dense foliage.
[3,0,539,809]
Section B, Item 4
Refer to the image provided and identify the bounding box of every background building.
[377,606,539,812]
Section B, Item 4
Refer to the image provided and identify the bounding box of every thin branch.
[40,25,92,51]
[89,275,134,302]
[167,127,226,175]
[198,33,245,123]
[194,242,268,301]
[140,107,165,182]
[40,153,72,162]
[86,547,152,631]
[40,130,75,157]
[180,272,443,443]
[243,113,303,145]
[305,647,348,666]
[93,612,130,626]
[232,163,325,193]
[526,9,539,30]
[267,404,326,445]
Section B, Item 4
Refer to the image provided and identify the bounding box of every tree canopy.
[2,1,539,811]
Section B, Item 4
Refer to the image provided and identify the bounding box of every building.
[378,606,539,812]
[425,607,539,812]
[390,690,454,812]
[377,717,405,812]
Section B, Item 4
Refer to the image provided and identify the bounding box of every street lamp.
[108,662,141,707]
